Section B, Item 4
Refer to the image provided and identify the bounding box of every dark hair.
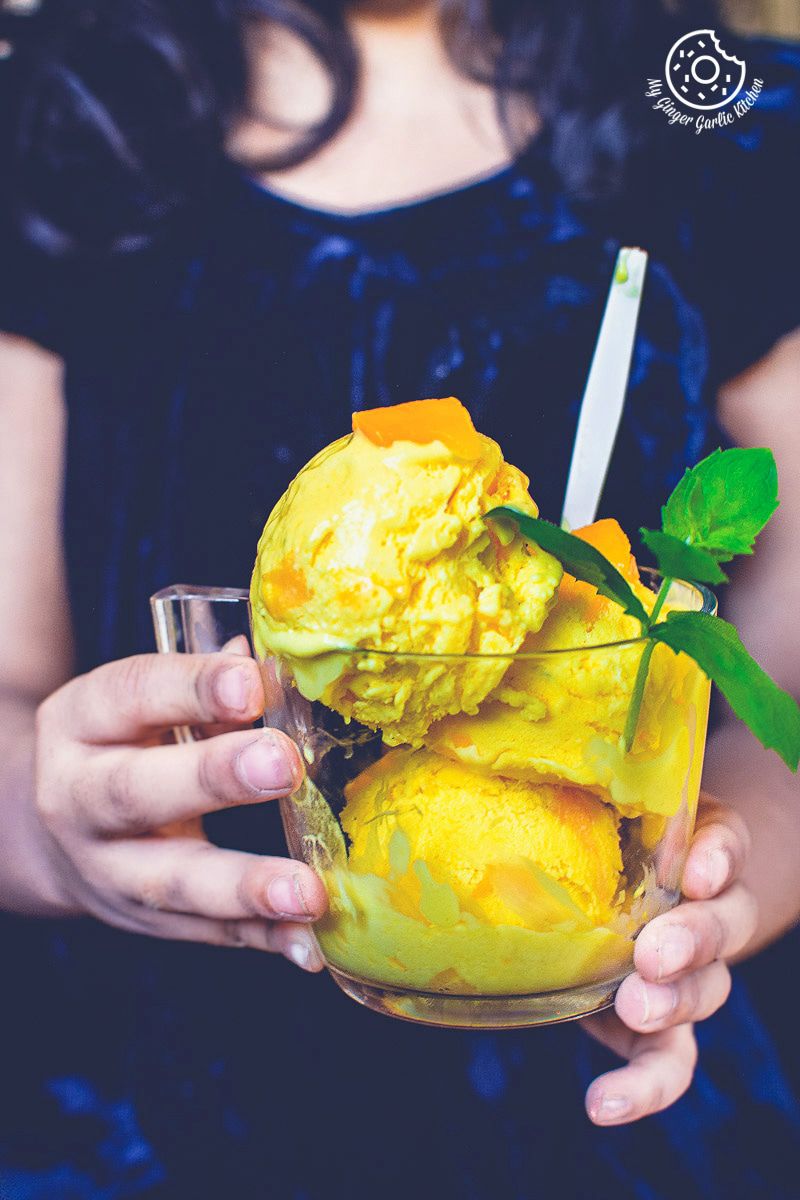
[3,0,717,254]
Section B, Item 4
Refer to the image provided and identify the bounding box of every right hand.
[34,651,328,970]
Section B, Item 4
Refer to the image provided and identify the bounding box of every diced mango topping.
[352,397,483,460]
[261,557,311,621]
[558,520,640,621]
[573,519,640,583]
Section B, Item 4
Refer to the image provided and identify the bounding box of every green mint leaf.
[640,529,728,585]
[662,447,778,558]
[486,506,649,627]
[649,611,800,771]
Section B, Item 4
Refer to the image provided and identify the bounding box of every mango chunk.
[558,519,641,617]
[352,397,483,460]
[573,519,640,584]
[261,557,312,620]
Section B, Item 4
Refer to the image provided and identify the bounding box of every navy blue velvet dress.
[2,38,800,1200]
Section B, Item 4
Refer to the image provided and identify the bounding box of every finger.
[615,961,731,1033]
[221,634,252,657]
[202,638,257,733]
[95,837,327,923]
[61,653,265,743]
[200,634,257,734]
[582,1006,636,1059]
[633,883,758,982]
[80,728,303,834]
[585,1021,697,1125]
[237,919,326,972]
[188,719,261,739]
[682,805,751,900]
[111,906,325,971]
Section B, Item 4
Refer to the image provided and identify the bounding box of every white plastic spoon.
[561,246,648,530]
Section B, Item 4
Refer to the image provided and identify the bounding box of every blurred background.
[1,0,799,54]
[723,0,800,36]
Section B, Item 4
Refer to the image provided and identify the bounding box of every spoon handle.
[561,247,648,530]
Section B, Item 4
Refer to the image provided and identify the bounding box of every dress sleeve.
[0,228,74,358]
[698,39,800,385]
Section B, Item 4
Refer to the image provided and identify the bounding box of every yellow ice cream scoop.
[340,747,623,927]
[310,746,633,996]
[427,520,710,818]
[251,398,562,746]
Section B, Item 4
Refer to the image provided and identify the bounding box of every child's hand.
[583,796,757,1124]
[34,651,327,970]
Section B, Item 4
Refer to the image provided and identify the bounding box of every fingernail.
[286,940,314,969]
[657,926,696,979]
[640,981,676,1025]
[706,847,731,893]
[237,737,296,793]
[594,1095,632,1123]
[215,665,255,715]
[268,872,311,919]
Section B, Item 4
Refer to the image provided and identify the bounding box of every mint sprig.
[486,507,649,627]
[485,448,800,771]
[662,446,778,556]
[639,530,728,585]
[640,446,778,582]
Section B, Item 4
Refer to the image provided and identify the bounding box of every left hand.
[582,794,758,1125]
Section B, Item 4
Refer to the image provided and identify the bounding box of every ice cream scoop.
[426,520,707,817]
[251,398,562,745]
[310,746,633,996]
[341,747,624,927]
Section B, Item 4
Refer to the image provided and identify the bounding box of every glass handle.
[150,585,258,745]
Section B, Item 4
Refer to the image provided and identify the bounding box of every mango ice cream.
[341,749,623,926]
[253,399,710,1008]
[314,749,633,995]
[252,397,562,746]
[426,519,706,819]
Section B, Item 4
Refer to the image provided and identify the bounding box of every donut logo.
[665,29,746,111]
[647,32,762,132]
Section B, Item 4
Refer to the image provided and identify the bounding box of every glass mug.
[152,576,713,1029]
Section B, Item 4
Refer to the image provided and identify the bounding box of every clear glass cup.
[152,576,713,1030]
